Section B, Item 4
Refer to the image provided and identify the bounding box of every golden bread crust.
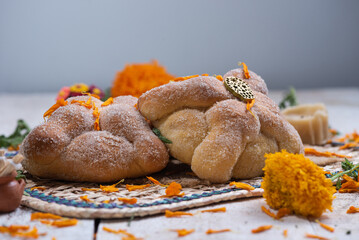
[138,69,303,183]
[21,96,169,182]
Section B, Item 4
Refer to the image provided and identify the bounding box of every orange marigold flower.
[172,229,195,237]
[229,181,255,191]
[251,225,272,233]
[165,210,193,218]
[206,229,231,234]
[261,150,336,218]
[162,182,184,197]
[111,60,175,98]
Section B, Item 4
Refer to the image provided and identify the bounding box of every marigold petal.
[251,225,272,233]
[229,181,255,190]
[165,210,193,218]
[206,229,230,234]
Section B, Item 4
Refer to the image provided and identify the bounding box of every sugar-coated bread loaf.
[138,69,303,183]
[21,96,169,182]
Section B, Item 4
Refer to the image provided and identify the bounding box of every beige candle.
[281,103,329,145]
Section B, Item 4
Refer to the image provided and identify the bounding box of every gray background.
[1,0,358,93]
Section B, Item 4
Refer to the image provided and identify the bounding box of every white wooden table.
[0,88,358,240]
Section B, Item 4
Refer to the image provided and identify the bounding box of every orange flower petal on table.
[304,148,352,158]
[172,229,195,237]
[102,227,142,240]
[165,210,193,218]
[206,229,231,234]
[126,184,151,191]
[30,187,46,191]
[101,97,114,107]
[31,212,62,220]
[315,220,334,233]
[201,207,226,213]
[261,206,277,219]
[251,225,272,233]
[118,197,137,205]
[100,179,124,193]
[10,226,45,238]
[283,229,288,237]
[43,99,68,119]
[40,219,78,228]
[0,225,30,234]
[146,176,163,186]
[305,233,329,240]
[339,142,359,150]
[81,187,100,191]
[347,206,359,213]
[229,181,255,190]
[70,100,93,109]
[80,195,93,203]
[161,182,184,197]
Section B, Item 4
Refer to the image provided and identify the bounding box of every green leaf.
[152,128,172,144]
[336,179,342,190]
[0,119,31,148]
[15,170,26,182]
[279,87,298,110]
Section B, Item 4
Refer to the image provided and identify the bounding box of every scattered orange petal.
[201,207,226,213]
[304,148,352,158]
[80,195,93,203]
[43,99,68,119]
[40,219,78,228]
[251,225,272,233]
[239,62,251,79]
[100,180,124,193]
[118,197,137,205]
[246,99,256,118]
[206,229,231,234]
[101,97,114,107]
[316,220,334,232]
[102,227,142,240]
[305,233,329,240]
[173,74,199,82]
[165,210,193,218]
[172,229,195,237]
[126,184,151,191]
[31,212,62,221]
[229,181,255,190]
[161,182,184,198]
[146,176,162,186]
[283,229,288,237]
[339,142,358,150]
[215,75,223,81]
[347,206,359,214]
[81,187,100,191]
[30,186,46,191]
[261,206,277,219]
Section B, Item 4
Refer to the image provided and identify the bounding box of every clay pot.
[0,171,26,213]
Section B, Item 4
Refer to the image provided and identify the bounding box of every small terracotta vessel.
[0,170,25,213]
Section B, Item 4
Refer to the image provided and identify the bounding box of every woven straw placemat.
[19,145,358,219]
